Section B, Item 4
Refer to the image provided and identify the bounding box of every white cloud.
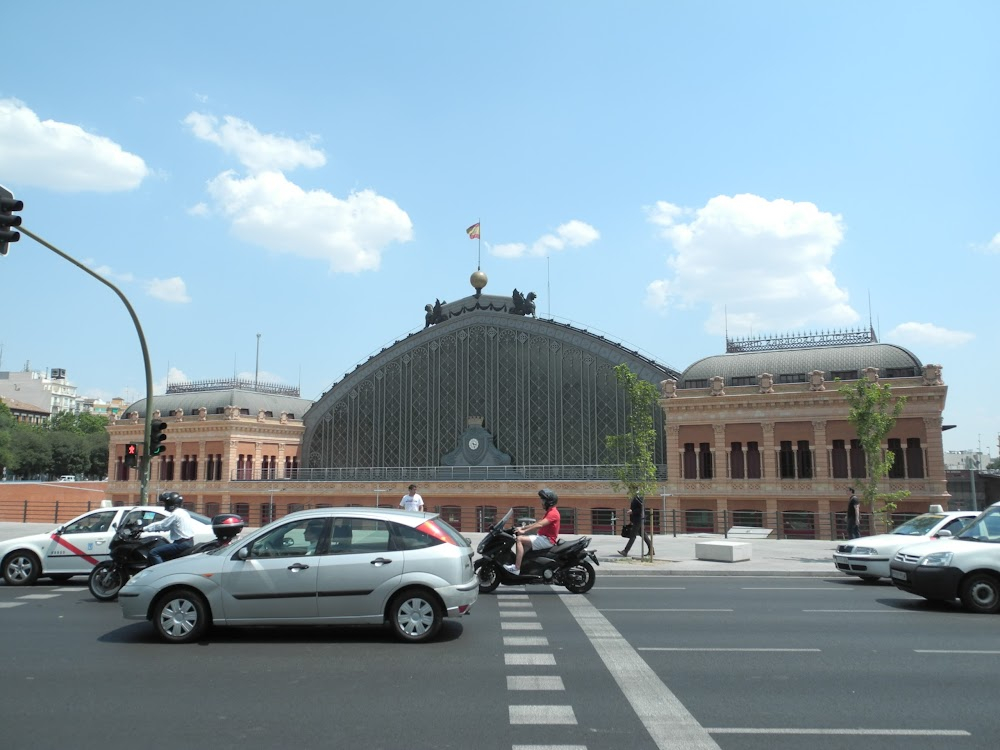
[0,98,148,191]
[156,366,190,395]
[205,169,413,273]
[645,193,856,335]
[184,112,326,173]
[885,322,974,347]
[490,220,600,259]
[186,113,413,273]
[145,277,191,303]
[982,232,1000,254]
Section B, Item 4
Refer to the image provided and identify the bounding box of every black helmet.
[159,491,183,511]
[538,488,558,511]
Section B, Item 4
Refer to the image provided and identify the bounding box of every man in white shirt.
[145,491,200,564]
[400,484,424,512]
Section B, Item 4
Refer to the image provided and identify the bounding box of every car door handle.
[371,558,393,566]
[287,563,310,571]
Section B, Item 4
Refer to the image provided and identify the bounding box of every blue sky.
[1,2,997,458]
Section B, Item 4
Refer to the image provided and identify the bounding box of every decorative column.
[761,422,775,480]
[666,424,682,483]
[713,423,726,481]
[812,420,828,479]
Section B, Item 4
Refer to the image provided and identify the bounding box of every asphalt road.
[1,575,995,750]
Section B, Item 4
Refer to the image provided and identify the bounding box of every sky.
[1,2,997,458]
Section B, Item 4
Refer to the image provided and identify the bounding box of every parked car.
[833,510,978,581]
[119,507,478,644]
[0,506,215,586]
[890,501,1000,613]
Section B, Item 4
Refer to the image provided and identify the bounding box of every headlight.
[851,546,878,556]
[127,569,152,585]
[918,551,954,567]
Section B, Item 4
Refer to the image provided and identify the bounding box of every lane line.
[640,647,820,652]
[512,746,587,750]
[803,609,916,613]
[504,636,549,647]
[18,594,61,600]
[0,602,21,608]
[602,608,733,613]
[501,622,543,631]
[915,649,1000,654]
[505,653,556,666]
[708,728,969,736]
[561,594,722,750]
[742,587,846,590]
[509,705,576,725]
[507,676,565,691]
[499,611,539,618]
[594,586,686,590]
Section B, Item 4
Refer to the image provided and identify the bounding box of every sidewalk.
[0,523,841,577]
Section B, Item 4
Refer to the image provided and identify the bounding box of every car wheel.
[475,559,500,594]
[563,561,596,594]
[153,589,209,644]
[388,588,442,643]
[959,573,1000,614]
[2,550,40,586]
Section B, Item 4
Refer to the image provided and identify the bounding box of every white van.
[889,501,1000,613]
[57,475,77,482]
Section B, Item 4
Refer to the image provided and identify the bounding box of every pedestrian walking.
[400,484,424,512]
[846,487,862,539]
[619,492,654,557]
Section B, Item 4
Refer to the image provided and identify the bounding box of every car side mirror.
[54,526,65,535]
[936,529,953,538]
[236,546,250,561]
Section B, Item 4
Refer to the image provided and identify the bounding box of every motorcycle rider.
[143,491,199,564]
[504,488,561,576]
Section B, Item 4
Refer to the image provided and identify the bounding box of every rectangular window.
[684,379,708,388]
[732,510,763,527]
[906,438,925,478]
[796,440,813,479]
[730,376,756,386]
[831,439,849,478]
[777,373,807,384]
[849,439,867,479]
[683,443,697,479]
[699,443,713,479]
[746,442,761,479]
[779,441,796,478]
[885,367,916,378]
[888,438,906,478]
[830,370,858,381]
[730,441,745,479]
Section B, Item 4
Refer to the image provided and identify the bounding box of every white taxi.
[0,506,214,586]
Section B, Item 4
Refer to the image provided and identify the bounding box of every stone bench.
[727,526,773,539]
[695,540,752,562]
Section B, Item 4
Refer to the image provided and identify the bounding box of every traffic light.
[151,421,168,455]
[124,443,138,468]
[0,184,23,257]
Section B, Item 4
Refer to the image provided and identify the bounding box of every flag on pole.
[466,222,480,239]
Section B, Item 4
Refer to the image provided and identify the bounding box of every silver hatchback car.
[119,507,477,644]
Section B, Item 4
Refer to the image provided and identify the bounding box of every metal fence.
[1,495,907,541]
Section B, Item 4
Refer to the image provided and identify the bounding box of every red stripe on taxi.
[50,533,101,566]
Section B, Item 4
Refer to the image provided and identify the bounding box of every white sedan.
[833,510,978,581]
[0,506,214,586]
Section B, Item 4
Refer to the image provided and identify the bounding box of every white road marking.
[640,648,820,652]
[504,636,549,647]
[501,622,543,630]
[499,611,539,618]
[602,608,733,613]
[803,609,916,613]
[742,587,845,590]
[561,594,722,750]
[507,676,565,691]
[17,594,60,600]
[499,601,535,607]
[915,649,1000,654]
[0,602,22,608]
[509,705,576,725]
[512,746,587,750]
[505,653,556,666]
[595,586,686,590]
[708,728,969,736]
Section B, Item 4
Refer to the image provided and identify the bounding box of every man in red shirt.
[504,489,561,576]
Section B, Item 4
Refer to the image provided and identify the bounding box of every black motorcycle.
[88,514,244,601]
[474,508,599,594]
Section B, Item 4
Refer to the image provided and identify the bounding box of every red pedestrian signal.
[124,442,138,468]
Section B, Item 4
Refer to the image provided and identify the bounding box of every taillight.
[416,519,458,545]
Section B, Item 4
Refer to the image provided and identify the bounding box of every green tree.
[839,376,909,533]
[8,426,53,479]
[605,363,659,559]
[0,401,15,477]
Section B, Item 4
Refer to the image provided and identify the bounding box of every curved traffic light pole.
[19,226,155,503]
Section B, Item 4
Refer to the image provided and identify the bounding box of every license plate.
[891,569,908,582]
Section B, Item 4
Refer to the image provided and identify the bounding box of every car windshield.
[956,507,1000,543]
[891,514,946,536]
